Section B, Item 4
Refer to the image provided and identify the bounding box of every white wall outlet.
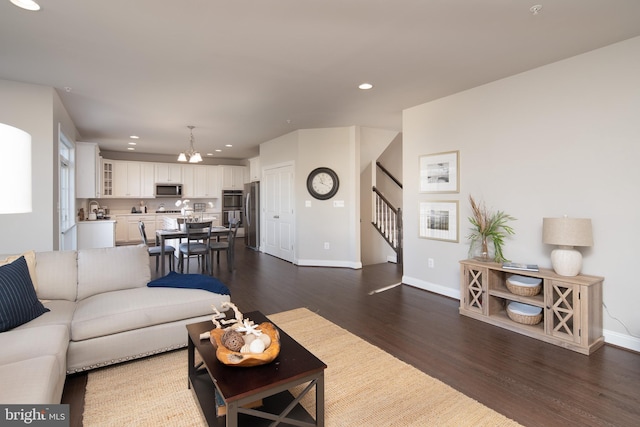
[428,258,434,268]
[324,242,330,249]
[305,200,312,207]
[333,200,345,207]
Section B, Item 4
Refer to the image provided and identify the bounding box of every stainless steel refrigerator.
[244,182,260,250]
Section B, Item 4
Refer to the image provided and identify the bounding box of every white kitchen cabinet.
[140,162,155,198]
[113,161,142,198]
[77,220,116,249]
[248,157,260,182]
[220,165,246,190]
[115,215,128,243]
[115,214,155,243]
[115,212,222,245]
[195,166,220,197]
[181,165,196,197]
[155,163,182,183]
[102,160,114,197]
[183,165,220,198]
[76,142,101,198]
[128,215,154,244]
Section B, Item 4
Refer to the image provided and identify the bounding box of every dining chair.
[209,219,240,272]
[178,221,213,274]
[138,221,175,272]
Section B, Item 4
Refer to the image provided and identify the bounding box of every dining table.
[155,226,229,276]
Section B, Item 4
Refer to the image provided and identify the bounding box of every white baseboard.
[603,329,640,353]
[402,275,460,300]
[296,259,363,269]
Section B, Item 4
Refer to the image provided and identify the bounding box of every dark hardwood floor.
[63,240,640,426]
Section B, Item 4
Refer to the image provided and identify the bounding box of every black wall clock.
[306,167,339,200]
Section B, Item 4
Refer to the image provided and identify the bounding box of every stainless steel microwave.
[155,184,183,197]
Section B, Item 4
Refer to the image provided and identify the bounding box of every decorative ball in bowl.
[210,322,280,367]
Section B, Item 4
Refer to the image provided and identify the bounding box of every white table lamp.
[0,123,32,214]
[542,217,593,276]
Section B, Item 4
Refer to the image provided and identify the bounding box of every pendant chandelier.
[177,125,203,163]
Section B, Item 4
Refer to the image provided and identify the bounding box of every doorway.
[262,163,294,263]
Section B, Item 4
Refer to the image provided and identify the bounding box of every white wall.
[296,127,360,267]
[0,80,57,253]
[261,126,400,268]
[402,36,640,351]
[259,131,299,167]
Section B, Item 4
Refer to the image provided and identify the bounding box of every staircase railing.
[372,186,403,265]
[376,161,402,189]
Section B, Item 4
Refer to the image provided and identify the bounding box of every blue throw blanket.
[147,271,230,295]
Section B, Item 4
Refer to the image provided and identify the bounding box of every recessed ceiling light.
[215,149,222,152]
[225,144,233,148]
[358,83,374,90]
[127,147,135,151]
[10,0,40,11]
[128,142,137,146]
[129,135,139,139]
[206,153,214,156]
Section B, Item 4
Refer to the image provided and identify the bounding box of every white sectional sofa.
[0,245,231,404]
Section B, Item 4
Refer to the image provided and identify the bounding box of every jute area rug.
[83,308,522,426]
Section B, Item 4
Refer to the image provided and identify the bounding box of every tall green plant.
[467,195,516,263]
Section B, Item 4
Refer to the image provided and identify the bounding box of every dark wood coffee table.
[187,311,327,427]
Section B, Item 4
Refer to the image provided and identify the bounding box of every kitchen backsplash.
[77,198,220,215]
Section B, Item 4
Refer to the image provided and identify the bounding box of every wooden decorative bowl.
[209,322,280,367]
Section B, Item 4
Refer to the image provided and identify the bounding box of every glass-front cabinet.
[102,160,113,197]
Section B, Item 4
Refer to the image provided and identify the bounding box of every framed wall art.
[419,200,459,242]
[419,150,459,193]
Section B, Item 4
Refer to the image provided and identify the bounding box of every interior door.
[263,164,294,262]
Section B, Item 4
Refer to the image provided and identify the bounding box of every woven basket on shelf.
[507,302,542,325]
[506,275,542,297]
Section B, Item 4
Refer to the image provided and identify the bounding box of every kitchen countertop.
[78,219,116,223]
[114,212,221,217]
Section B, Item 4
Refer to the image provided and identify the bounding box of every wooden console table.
[459,259,604,355]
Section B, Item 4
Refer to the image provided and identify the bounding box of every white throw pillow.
[35,251,78,301]
[77,245,150,300]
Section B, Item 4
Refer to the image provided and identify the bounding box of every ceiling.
[1,1,639,160]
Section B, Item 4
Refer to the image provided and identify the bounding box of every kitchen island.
[77,219,116,249]
[114,212,221,245]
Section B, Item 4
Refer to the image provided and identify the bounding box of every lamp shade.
[189,152,202,163]
[542,217,593,247]
[0,123,32,214]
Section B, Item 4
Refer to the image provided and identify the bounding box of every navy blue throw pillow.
[147,271,230,295]
[0,256,50,332]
